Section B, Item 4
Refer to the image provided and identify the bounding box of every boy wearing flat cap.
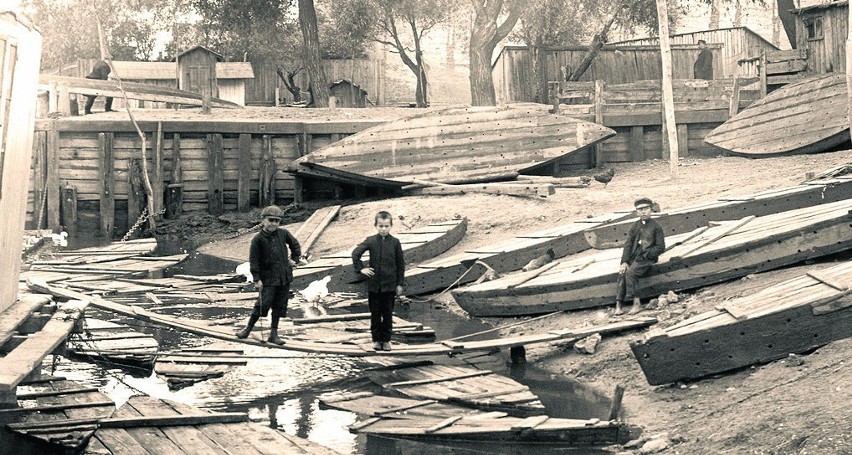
[615,197,665,315]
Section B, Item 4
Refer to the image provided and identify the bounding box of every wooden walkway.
[67,317,159,369]
[28,278,656,358]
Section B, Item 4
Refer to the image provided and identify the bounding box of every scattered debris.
[574,333,602,355]
[522,248,556,272]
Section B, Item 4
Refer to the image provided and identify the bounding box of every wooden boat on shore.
[404,211,635,295]
[705,73,849,156]
[292,218,467,291]
[67,318,159,369]
[288,104,616,187]
[452,199,852,317]
[583,173,852,249]
[630,260,852,385]
[321,392,625,445]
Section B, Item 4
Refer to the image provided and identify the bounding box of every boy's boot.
[236,314,259,339]
[267,315,285,345]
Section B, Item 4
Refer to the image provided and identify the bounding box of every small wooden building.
[0,11,42,312]
[329,79,367,107]
[177,45,222,100]
[789,0,848,74]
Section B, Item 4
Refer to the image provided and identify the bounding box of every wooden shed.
[329,79,367,107]
[492,44,725,104]
[177,46,222,100]
[790,0,848,74]
[611,27,781,79]
[0,11,42,312]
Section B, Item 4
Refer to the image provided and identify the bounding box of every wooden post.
[57,83,70,116]
[98,132,115,237]
[207,133,224,215]
[593,80,605,167]
[237,133,252,211]
[60,184,77,236]
[607,384,625,421]
[629,126,645,162]
[46,125,61,230]
[510,346,526,364]
[656,0,679,178]
[166,133,183,219]
[201,83,212,115]
[847,4,852,141]
[677,124,689,157]
[31,131,47,229]
[759,52,768,98]
[127,159,145,236]
[729,77,741,117]
[258,135,276,206]
[152,123,164,216]
[48,81,58,113]
[293,175,304,203]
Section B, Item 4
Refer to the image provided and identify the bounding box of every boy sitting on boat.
[352,211,405,351]
[615,198,665,315]
[236,205,302,345]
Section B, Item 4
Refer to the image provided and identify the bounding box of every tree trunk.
[468,0,524,106]
[709,0,720,29]
[298,0,329,107]
[415,66,428,107]
[531,43,548,104]
[570,5,623,81]
[276,67,302,102]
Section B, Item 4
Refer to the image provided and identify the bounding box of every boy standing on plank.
[236,205,301,345]
[352,211,405,351]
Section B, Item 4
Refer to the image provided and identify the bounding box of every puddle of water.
[36,241,621,455]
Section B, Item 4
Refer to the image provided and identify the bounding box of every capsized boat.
[288,104,616,186]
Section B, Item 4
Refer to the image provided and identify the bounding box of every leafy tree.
[468,0,523,106]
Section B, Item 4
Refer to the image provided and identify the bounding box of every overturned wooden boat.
[630,261,852,385]
[404,211,635,295]
[67,318,159,369]
[288,104,616,186]
[322,392,625,445]
[453,199,852,317]
[584,174,852,249]
[292,218,467,291]
[705,73,849,156]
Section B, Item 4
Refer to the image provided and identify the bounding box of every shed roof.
[791,0,847,12]
[330,79,366,92]
[177,45,224,61]
[110,61,254,80]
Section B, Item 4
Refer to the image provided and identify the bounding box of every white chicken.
[299,276,331,318]
[235,261,253,282]
[50,231,68,247]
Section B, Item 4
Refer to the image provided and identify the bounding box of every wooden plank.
[406,183,555,198]
[99,132,115,237]
[510,415,549,431]
[806,270,849,291]
[629,126,644,162]
[46,126,61,229]
[670,216,756,259]
[594,80,605,166]
[40,75,240,108]
[258,135,275,206]
[207,133,224,216]
[424,415,463,433]
[95,428,153,454]
[237,133,252,212]
[0,295,51,346]
[166,133,182,219]
[729,77,741,117]
[152,123,164,215]
[676,123,688,157]
[61,183,78,235]
[383,370,493,388]
[0,300,89,391]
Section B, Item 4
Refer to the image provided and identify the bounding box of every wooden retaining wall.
[28,119,382,236]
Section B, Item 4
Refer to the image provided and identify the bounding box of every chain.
[220,222,262,241]
[121,207,165,242]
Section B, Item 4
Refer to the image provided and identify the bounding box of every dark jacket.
[693,49,713,80]
[249,228,301,286]
[621,219,666,264]
[87,61,111,80]
[352,234,405,293]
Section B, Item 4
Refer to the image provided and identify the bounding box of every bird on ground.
[50,231,68,247]
[236,261,252,282]
[593,168,616,185]
[522,248,556,272]
[300,276,331,318]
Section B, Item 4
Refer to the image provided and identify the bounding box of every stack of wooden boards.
[25,238,186,279]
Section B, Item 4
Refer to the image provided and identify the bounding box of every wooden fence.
[27,119,384,235]
[549,78,762,164]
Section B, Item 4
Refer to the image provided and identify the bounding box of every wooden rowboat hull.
[453,201,852,317]
[705,73,849,157]
[630,261,852,385]
[404,211,634,295]
[289,104,616,186]
[584,176,852,249]
[292,218,467,291]
[356,421,623,445]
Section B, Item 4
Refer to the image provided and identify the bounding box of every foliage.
[320,0,374,59]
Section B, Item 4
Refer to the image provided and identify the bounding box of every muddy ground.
[163,149,852,454]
